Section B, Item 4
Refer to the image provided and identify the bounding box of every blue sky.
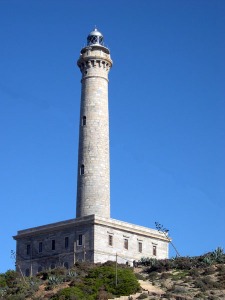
[0,0,224,272]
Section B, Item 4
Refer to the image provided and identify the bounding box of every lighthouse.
[13,29,170,276]
[76,28,112,218]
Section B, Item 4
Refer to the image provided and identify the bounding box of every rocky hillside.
[0,248,224,299]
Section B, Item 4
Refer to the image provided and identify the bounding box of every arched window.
[82,116,86,126]
[80,164,84,175]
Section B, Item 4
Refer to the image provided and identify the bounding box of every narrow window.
[153,245,157,256]
[124,239,128,250]
[52,240,55,250]
[138,242,142,253]
[26,244,31,255]
[82,116,86,126]
[25,268,30,277]
[108,235,113,246]
[38,266,42,273]
[39,242,43,253]
[65,237,69,249]
[80,164,84,175]
[64,262,69,269]
[51,263,55,269]
[78,234,83,246]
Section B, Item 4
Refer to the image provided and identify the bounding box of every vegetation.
[0,263,140,300]
[0,248,224,299]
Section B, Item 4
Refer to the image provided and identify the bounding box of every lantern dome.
[87,28,104,46]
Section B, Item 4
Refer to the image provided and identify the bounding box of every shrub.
[4,270,19,288]
[148,271,158,281]
[194,292,205,298]
[217,264,225,274]
[134,273,146,280]
[188,268,200,277]
[137,293,148,299]
[203,266,216,275]
[160,272,171,279]
[194,279,207,292]
[52,286,94,300]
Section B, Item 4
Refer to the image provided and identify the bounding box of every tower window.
[82,116,86,126]
[38,266,42,273]
[138,242,142,253]
[80,164,85,175]
[65,237,69,249]
[39,242,43,253]
[25,268,30,277]
[108,235,113,246]
[26,244,31,255]
[153,245,157,256]
[124,239,128,250]
[78,234,83,246]
[52,240,55,250]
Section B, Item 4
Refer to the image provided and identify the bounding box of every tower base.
[14,215,169,276]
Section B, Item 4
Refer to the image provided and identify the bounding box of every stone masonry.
[76,42,112,219]
[14,215,168,276]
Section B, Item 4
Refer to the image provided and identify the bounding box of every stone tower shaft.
[76,29,113,218]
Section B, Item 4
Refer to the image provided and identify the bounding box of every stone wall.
[93,217,169,265]
[14,216,169,276]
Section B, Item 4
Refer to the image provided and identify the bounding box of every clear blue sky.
[0,0,224,272]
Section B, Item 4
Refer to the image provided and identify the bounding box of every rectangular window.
[153,245,157,256]
[52,239,55,250]
[78,234,82,246]
[65,237,69,249]
[138,242,142,253]
[82,116,86,126]
[108,235,113,246]
[124,239,128,250]
[39,242,43,253]
[80,164,84,175]
[26,244,31,255]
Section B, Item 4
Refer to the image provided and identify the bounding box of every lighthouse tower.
[76,28,113,218]
[13,29,170,275]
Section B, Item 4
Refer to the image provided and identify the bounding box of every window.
[26,244,31,255]
[82,116,86,126]
[64,262,69,269]
[80,164,84,175]
[25,268,30,277]
[65,237,69,249]
[51,263,55,269]
[38,266,42,273]
[52,240,55,250]
[124,239,128,250]
[138,242,142,253]
[78,234,83,246]
[153,245,157,256]
[39,242,43,253]
[108,235,113,246]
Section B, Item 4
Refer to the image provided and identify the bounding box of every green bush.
[52,286,95,300]
[52,265,140,300]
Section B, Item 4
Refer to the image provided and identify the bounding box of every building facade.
[14,29,170,276]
